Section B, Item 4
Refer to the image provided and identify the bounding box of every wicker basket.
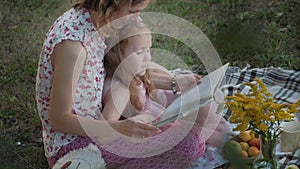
[223,136,259,165]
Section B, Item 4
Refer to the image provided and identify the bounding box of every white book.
[153,63,229,127]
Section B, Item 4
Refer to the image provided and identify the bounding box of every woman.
[36,0,199,168]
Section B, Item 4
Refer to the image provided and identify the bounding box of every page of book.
[153,63,229,127]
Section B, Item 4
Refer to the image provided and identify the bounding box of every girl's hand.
[175,74,201,92]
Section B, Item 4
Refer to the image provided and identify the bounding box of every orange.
[248,146,260,157]
[240,150,248,158]
[240,142,250,151]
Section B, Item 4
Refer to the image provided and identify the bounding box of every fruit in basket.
[248,146,260,157]
[223,134,261,164]
[238,130,252,142]
[285,164,299,169]
[249,138,260,148]
[239,142,250,151]
[240,150,249,158]
[223,140,243,159]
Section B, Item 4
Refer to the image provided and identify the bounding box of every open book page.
[153,63,229,127]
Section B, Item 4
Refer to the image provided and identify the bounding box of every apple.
[249,138,260,148]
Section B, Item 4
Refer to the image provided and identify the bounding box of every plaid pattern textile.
[278,147,300,169]
[219,67,300,120]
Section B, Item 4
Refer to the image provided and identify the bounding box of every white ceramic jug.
[280,121,300,152]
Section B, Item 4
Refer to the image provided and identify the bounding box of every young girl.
[100,21,233,168]
[103,22,168,123]
[98,21,206,168]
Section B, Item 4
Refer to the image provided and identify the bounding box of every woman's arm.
[147,62,173,90]
[49,40,94,136]
[148,62,201,92]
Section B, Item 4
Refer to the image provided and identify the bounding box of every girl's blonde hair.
[71,0,150,27]
[104,21,153,111]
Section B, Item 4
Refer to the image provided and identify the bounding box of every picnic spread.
[51,65,299,169]
[186,65,300,169]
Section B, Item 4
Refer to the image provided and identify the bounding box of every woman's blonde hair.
[104,21,153,111]
[71,0,149,27]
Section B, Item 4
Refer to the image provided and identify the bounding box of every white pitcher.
[280,121,300,152]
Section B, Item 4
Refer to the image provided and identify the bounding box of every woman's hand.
[109,115,161,139]
[175,74,201,92]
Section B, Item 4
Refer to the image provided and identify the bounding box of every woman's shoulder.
[42,7,100,56]
[61,7,95,30]
[46,7,95,42]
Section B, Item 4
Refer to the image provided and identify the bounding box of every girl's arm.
[148,62,201,92]
[101,82,151,121]
[49,40,159,142]
[101,83,130,121]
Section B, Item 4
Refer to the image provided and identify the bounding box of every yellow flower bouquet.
[225,78,300,168]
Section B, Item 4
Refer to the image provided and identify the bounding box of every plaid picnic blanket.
[278,147,300,169]
[219,66,300,121]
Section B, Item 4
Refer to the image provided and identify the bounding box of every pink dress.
[100,79,206,169]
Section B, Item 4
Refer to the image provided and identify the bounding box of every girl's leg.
[183,101,232,148]
[153,89,232,148]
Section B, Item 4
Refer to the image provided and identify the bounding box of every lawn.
[0,0,299,168]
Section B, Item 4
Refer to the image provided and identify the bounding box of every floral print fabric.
[36,7,106,158]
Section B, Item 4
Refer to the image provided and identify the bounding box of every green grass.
[146,0,300,69]
[0,0,70,168]
[0,0,299,168]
